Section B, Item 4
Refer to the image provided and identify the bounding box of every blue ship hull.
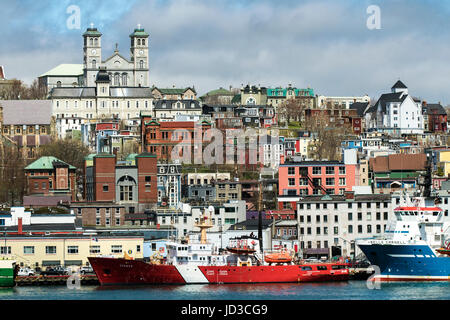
[357,243,450,281]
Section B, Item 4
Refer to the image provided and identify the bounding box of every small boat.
[226,236,257,255]
[264,249,293,264]
[436,240,450,256]
[0,258,19,287]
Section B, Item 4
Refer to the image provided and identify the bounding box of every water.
[0,281,449,300]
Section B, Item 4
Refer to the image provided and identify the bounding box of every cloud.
[1,0,450,104]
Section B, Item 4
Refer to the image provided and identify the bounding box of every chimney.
[280,154,285,164]
[18,217,23,234]
[344,191,354,200]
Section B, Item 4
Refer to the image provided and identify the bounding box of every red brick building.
[24,156,77,203]
[84,153,158,214]
[141,115,212,161]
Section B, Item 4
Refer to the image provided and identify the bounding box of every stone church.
[83,24,149,87]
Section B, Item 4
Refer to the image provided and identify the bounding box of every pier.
[15,275,99,286]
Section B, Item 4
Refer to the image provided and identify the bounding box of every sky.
[1,0,450,104]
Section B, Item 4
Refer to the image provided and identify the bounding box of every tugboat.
[89,211,350,285]
[0,258,18,287]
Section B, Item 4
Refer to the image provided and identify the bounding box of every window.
[46,246,56,254]
[23,246,35,254]
[288,167,295,175]
[326,178,335,186]
[358,212,362,221]
[339,167,346,175]
[288,178,295,186]
[312,167,321,175]
[333,227,339,235]
[103,185,108,192]
[339,178,346,186]
[367,225,372,233]
[67,246,79,254]
[326,167,334,175]
[90,246,100,254]
[348,225,353,233]
[1,247,11,254]
[111,245,122,253]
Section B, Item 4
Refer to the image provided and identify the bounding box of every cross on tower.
[90,22,94,28]
[137,23,141,29]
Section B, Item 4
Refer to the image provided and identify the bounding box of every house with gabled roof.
[151,86,197,100]
[366,80,424,136]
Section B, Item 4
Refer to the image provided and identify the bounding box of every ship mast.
[195,209,213,244]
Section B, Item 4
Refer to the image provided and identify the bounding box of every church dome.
[96,68,110,83]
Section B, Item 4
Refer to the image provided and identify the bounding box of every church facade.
[83,25,149,87]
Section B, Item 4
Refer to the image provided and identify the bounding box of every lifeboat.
[436,240,450,256]
[226,237,257,255]
[264,250,292,264]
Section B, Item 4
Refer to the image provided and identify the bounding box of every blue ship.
[357,196,450,281]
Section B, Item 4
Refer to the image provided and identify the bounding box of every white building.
[367,80,424,136]
[296,193,393,258]
[317,95,370,109]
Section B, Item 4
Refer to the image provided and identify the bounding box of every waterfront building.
[296,193,393,259]
[24,156,77,204]
[84,153,158,214]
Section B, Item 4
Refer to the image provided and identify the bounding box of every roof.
[423,103,446,115]
[267,87,314,97]
[349,102,370,117]
[392,80,407,89]
[369,153,427,172]
[39,64,83,78]
[96,68,110,83]
[0,100,52,125]
[229,219,273,231]
[154,99,201,110]
[153,87,196,95]
[25,156,76,170]
[83,27,102,37]
[369,92,407,114]
[231,94,241,104]
[202,87,233,97]
[129,27,149,38]
[23,195,71,207]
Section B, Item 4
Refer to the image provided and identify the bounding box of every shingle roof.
[25,156,76,170]
[0,100,52,125]
[154,99,201,110]
[392,80,407,89]
[423,103,446,115]
[349,102,370,117]
[369,92,406,114]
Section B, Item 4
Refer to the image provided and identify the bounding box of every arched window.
[122,73,127,86]
[94,38,98,46]
[142,39,145,46]
[139,60,144,69]
[137,39,141,45]
[117,176,137,202]
[56,81,62,87]
[92,59,96,69]
[90,38,93,46]
[114,73,120,86]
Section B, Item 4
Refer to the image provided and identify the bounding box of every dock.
[349,268,375,280]
[15,274,99,286]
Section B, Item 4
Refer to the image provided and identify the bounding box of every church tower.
[83,24,103,87]
[130,25,149,87]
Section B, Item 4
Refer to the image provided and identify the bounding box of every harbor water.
[0,281,449,300]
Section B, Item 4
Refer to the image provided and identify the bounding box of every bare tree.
[278,99,308,126]
[0,143,27,205]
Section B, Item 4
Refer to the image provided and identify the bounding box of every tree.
[0,79,46,100]
[305,112,350,161]
[278,98,308,126]
[0,143,27,206]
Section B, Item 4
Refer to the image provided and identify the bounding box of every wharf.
[15,274,99,286]
[349,268,375,280]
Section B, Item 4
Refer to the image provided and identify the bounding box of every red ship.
[89,214,350,285]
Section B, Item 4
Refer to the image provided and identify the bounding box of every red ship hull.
[89,257,349,285]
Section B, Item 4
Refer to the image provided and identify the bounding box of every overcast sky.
[1,0,450,104]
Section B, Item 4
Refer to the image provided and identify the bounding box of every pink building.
[278,153,358,210]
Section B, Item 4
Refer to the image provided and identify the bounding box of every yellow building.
[437,150,450,177]
[2,234,144,269]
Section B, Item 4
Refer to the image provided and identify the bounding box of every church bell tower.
[83,24,103,87]
[130,24,149,87]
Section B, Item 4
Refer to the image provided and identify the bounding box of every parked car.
[40,266,68,276]
[18,267,35,276]
[80,266,94,275]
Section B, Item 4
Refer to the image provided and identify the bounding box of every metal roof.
[39,64,83,78]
